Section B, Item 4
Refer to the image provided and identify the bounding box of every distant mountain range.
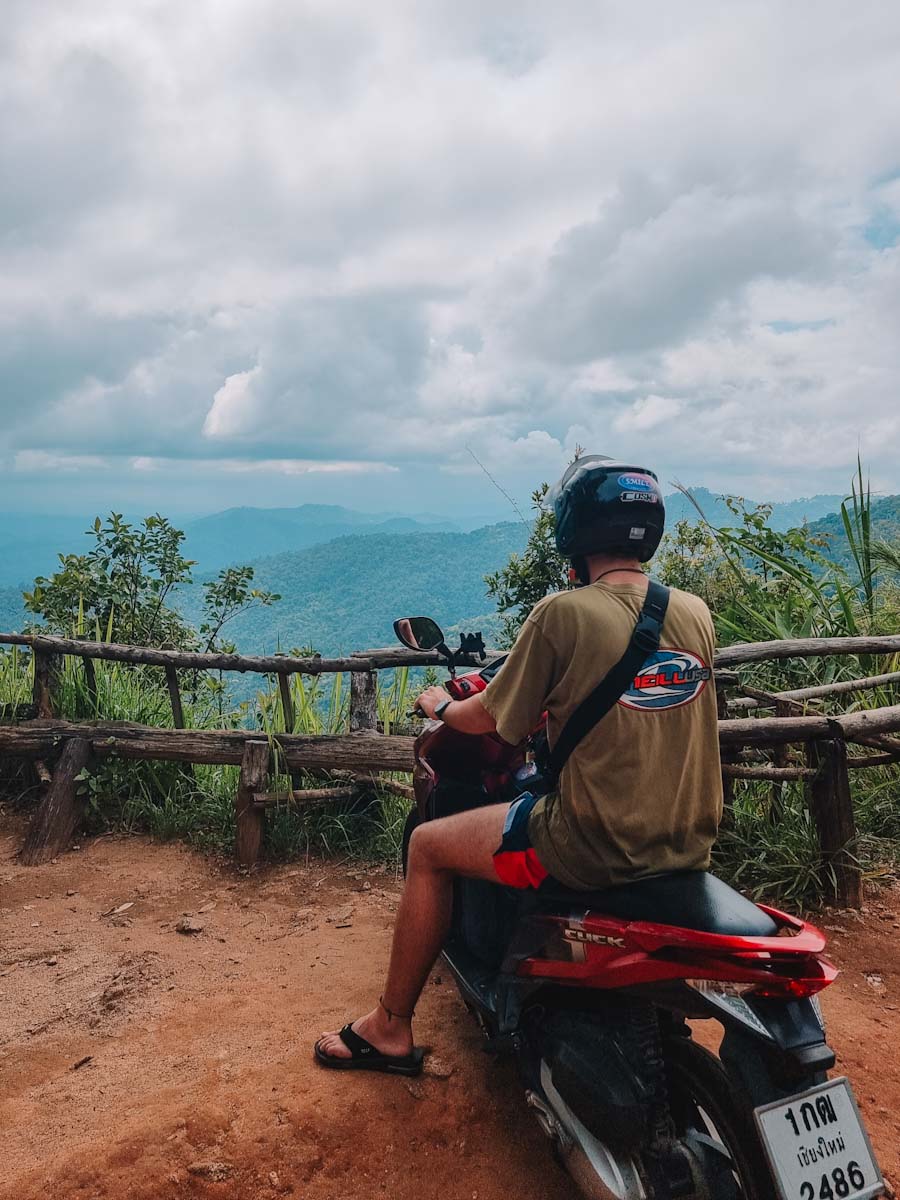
[0,504,460,590]
[660,489,847,531]
[181,504,457,573]
[2,490,897,653]
[0,491,847,591]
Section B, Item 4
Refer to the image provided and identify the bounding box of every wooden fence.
[2,630,900,908]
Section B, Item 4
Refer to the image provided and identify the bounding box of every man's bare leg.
[317,803,509,1060]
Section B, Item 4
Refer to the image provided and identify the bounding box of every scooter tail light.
[685,978,757,998]
[686,953,837,1001]
[750,953,839,999]
[745,975,834,1000]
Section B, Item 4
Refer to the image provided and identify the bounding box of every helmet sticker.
[628,526,645,538]
[617,474,655,490]
[619,649,711,711]
[621,491,659,503]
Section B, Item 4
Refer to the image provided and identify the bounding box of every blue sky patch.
[862,210,900,249]
[766,319,835,334]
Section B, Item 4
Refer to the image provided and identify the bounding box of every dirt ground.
[1,817,898,1200]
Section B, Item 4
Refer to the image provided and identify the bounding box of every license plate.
[754,1078,884,1200]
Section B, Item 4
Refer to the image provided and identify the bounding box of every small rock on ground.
[424,1057,455,1080]
[187,1161,233,1181]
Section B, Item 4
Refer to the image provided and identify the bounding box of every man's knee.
[407,821,449,873]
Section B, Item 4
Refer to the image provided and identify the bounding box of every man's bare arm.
[441,694,497,734]
[415,686,497,734]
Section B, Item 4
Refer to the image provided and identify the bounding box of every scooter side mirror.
[393,616,446,652]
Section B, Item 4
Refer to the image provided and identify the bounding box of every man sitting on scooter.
[316,455,723,1075]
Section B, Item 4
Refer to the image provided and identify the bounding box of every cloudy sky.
[2,1,900,518]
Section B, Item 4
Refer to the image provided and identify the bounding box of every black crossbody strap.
[547,579,670,778]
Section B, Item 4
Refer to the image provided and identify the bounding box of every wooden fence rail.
[0,632,484,674]
[3,629,900,906]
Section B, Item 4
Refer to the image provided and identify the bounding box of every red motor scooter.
[394,616,885,1200]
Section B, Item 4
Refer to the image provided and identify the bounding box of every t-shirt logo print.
[619,649,711,711]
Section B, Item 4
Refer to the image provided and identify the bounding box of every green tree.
[23,513,281,652]
[484,484,569,645]
[200,566,281,653]
[654,518,729,610]
[24,513,196,646]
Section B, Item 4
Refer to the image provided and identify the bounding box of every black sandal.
[314,1024,425,1076]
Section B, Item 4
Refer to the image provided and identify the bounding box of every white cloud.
[216,458,398,476]
[1,1,900,510]
[203,365,262,438]
[614,395,683,433]
[14,451,108,472]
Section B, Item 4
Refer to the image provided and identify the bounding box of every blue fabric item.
[498,790,542,852]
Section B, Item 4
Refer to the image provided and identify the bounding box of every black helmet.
[550,454,665,562]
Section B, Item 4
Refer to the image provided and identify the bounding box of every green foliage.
[804,492,900,575]
[21,512,280,663]
[0,644,31,719]
[669,490,843,650]
[199,565,281,652]
[840,457,876,621]
[484,486,568,645]
[712,786,828,904]
[24,513,196,647]
[655,519,733,611]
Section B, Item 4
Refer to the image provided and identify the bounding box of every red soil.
[1,818,897,1200]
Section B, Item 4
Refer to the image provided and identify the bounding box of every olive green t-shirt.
[480,581,723,890]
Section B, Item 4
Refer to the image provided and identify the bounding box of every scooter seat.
[536,870,777,937]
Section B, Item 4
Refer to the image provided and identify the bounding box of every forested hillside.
[806,495,900,571]
[0,586,23,632]
[177,522,530,653]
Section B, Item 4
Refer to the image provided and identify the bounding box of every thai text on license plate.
[754,1078,884,1200]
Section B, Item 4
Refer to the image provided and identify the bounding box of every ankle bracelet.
[379,995,414,1022]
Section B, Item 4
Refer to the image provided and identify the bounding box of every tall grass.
[0,643,419,866]
[668,465,900,902]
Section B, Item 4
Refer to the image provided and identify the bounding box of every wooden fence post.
[350,671,378,732]
[20,738,92,865]
[805,738,862,909]
[716,687,735,823]
[235,740,269,869]
[275,672,304,790]
[165,666,185,729]
[768,700,792,825]
[82,656,98,710]
[277,673,295,733]
[32,651,60,718]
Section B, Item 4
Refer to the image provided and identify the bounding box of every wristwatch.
[434,698,453,721]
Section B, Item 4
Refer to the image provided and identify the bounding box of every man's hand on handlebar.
[415,685,452,719]
[413,686,499,735]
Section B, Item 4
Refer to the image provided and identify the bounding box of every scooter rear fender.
[506,909,837,999]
